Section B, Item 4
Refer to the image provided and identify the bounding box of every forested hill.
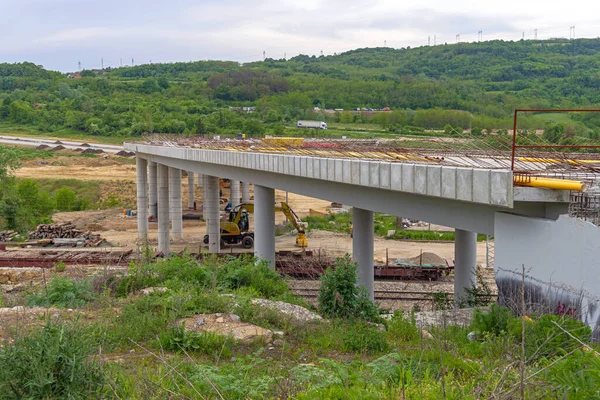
[2,38,600,137]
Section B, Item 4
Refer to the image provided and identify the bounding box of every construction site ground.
[3,150,497,313]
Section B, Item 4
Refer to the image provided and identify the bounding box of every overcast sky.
[1,0,599,72]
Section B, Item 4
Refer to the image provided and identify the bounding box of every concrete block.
[491,171,511,207]
[313,158,320,179]
[294,157,300,175]
[390,163,402,191]
[335,160,343,182]
[327,159,335,181]
[287,157,294,175]
[456,168,473,201]
[279,156,285,173]
[402,164,414,193]
[426,166,442,197]
[414,165,427,194]
[441,167,457,199]
[320,158,328,180]
[360,161,370,186]
[269,155,275,172]
[351,160,361,185]
[473,170,491,204]
[369,162,380,188]
[307,157,314,177]
[380,163,391,189]
[343,160,352,184]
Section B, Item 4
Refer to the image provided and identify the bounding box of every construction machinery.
[203,202,308,248]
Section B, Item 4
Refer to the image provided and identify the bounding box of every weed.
[432,290,453,311]
[0,322,103,399]
[54,260,66,272]
[160,324,235,357]
[28,275,93,308]
[471,303,514,335]
[386,311,420,342]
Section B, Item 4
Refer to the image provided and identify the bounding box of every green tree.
[243,119,265,135]
[340,111,354,124]
[55,188,77,211]
[543,123,565,143]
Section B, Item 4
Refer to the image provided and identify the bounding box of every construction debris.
[28,222,105,247]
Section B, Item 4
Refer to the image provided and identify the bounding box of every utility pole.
[434,34,436,45]
[284,52,286,60]
[456,34,460,43]
[478,30,482,42]
[78,61,81,72]
[131,58,134,66]
[522,31,525,40]
[120,57,123,67]
[384,40,387,47]
[570,25,575,39]
[101,57,104,70]
[534,29,538,40]
[428,36,430,46]
[263,50,266,60]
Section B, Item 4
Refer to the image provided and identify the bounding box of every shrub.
[28,276,93,308]
[342,322,390,353]
[54,187,77,211]
[387,311,420,342]
[471,303,514,335]
[160,324,235,356]
[508,314,592,360]
[318,255,379,321]
[218,256,289,299]
[0,323,103,399]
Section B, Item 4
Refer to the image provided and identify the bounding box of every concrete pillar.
[204,175,221,253]
[187,171,195,209]
[135,157,148,240]
[230,180,241,208]
[148,162,157,219]
[454,229,477,306]
[254,185,275,267]
[353,208,374,300]
[157,164,170,254]
[169,167,183,240]
[241,182,250,203]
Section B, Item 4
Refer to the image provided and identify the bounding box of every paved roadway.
[0,135,124,154]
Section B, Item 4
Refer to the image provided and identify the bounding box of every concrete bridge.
[123,140,600,319]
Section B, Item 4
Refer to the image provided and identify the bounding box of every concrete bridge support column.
[169,167,183,240]
[241,182,250,203]
[254,185,275,267]
[454,229,477,306]
[148,162,157,220]
[230,180,241,208]
[157,164,170,254]
[187,171,195,209]
[204,175,221,254]
[135,157,148,240]
[353,208,374,300]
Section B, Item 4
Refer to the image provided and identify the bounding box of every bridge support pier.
[254,185,275,267]
[353,208,374,300]
[241,182,250,203]
[187,171,195,209]
[136,157,148,240]
[169,167,183,240]
[454,229,477,306]
[148,162,157,220]
[157,164,170,254]
[204,175,221,254]
[230,180,241,208]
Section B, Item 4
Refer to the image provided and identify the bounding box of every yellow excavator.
[203,202,308,248]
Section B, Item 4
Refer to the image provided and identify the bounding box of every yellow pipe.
[514,176,586,191]
[518,157,600,165]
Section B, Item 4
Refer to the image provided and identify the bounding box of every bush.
[471,304,514,335]
[160,324,235,356]
[318,255,379,321]
[0,323,103,399]
[508,314,592,360]
[28,276,93,308]
[55,187,77,211]
[217,256,289,299]
[386,311,420,342]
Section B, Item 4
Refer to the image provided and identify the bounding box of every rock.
[467,331,480,342]
[273,339,284,346]
[421,329,434,340]
[231,357,236,362]
[196,318,205,326]
[268,346,274,350]
[176,313,273,343]
[251,299,323,323]
[229,314,240,322]
[140,287,168,295]
[272,330,285,337]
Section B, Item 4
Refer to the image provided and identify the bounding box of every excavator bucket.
[296,232,308,248]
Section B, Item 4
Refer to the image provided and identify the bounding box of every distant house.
[91,69,108,75]
[242,106,255,112]
[66,73,82,79]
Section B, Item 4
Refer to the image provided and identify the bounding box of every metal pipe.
[157,164,170,254]
[136,157,148,240]
[514,176,585,191]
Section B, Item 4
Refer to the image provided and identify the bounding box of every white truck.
[297,120,327,130]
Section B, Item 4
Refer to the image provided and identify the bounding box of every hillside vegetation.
[1,39,600,138]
